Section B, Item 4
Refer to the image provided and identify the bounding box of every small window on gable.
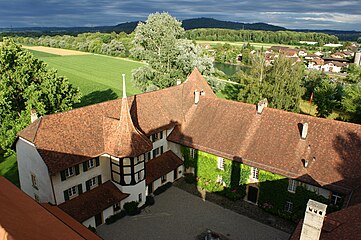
[252,167,259,180]
[31,173,38,189]
[217,157,224,170]
[161,175,167,183]
[113,202,121,212]
[151,132,163,142]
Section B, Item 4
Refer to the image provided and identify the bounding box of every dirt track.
[23,46,90,56]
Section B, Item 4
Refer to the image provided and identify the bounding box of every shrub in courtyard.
[87,225,96,233]
[217,187,243,201]
[105,210,126,224]
[153,182,173,195]
[145,195,155,206]
[124,201,140,216]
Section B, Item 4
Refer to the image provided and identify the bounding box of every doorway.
[95,212,103,227]
[247,186,258,204]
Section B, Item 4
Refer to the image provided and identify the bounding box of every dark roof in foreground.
[59,181,129,222]
[146,150,183,185]
[0,177,101,240]
[290,203,361,240]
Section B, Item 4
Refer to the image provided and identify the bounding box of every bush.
[124,201,140,216]
[145,195,155,206]
[105,210,126,224]
[87,225,96,233]
[184,173,197,184]
[217,187,242,201]
[153,182,173,195]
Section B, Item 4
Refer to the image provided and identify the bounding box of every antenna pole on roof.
[122,74,126,98]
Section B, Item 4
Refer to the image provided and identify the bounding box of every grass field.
[196,40,298,49]
[28,49,145,107]
[0,154,19,187]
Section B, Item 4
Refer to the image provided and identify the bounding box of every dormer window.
[60,165,80,181]
[252,167,259,180]
[87,159,95,169]
[151,131,163,142]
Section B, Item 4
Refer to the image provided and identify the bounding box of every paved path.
[97,187,290,240]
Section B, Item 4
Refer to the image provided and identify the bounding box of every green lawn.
[0,154,19,187]
[29,50,145,107]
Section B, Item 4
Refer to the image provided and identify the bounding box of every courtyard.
[97,187,290,240]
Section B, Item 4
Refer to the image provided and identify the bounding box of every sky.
[0,0,361,31]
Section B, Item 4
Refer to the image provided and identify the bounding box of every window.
[153,147,163,158]
[288,179,297,193]
[331,193,342,205]
[161,175,167,183]
[217,157,224,170]
[285,201,293,213]
[151,131,163,142]
[135,156,141,164]
[137,171,142,181]
[144,152,151,162]
[34,194,40,203]
[64,185,82,201]
[216,175,223,184]
[190,149,196,159]
[252,167,259,180]
[89,177,97,189]
[113,202,121,212]
[138,193,142,202]
[31,173,38,189]
[68,186,78,198]
[86,175,101,191]
[65,167,75,178]
[87,159,95,169]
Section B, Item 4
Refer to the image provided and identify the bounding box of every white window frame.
[67,186,78,199]
[65,167,75,178]
[252,167,259,180]
[288,179,297,193]
[113,202,121,212]
[137,171,142,181]
[87,159,95,169]
[285,201,293,213]
[89,177,97,189]
[190,149,196,159]
[217,157,224,170]
[161,175,167,183]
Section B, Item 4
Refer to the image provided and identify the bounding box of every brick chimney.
[257,99,268,114]
[30,109,38,123]
[176,80,182,85]
[300,199,327,240]
[194,90,200,104]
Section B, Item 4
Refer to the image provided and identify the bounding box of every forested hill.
[1,17,360,41]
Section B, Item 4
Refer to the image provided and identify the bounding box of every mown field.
[196,40,298,49]
[28,49,145,107]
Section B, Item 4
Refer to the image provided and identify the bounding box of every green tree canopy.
[0,38,80,154]
[131,12,214,91]
[341,85,361,123]
[313,80,341,118]
[346,64,361,84]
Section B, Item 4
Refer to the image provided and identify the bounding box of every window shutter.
[64,190,69,201]
[60,170,66,181]
[160,131,163,139]
[86,180,90,191]
[148,152,151,160]
[78,184,83,194]
[98,175,102,185]
[152,149,156,157]
[160,146,164,154]
[95,157,100,167]
[83,162,88,172]
[75,165,80,175]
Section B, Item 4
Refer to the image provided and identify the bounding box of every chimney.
[200,89,206,96]
[300,199,327,240]
[194,90,200,104]
[301,123,308,140]
[257,99,268,114]
[30,109,38,123]
[122,74,126,98]
[176,79,182,85]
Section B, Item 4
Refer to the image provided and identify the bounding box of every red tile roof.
[290,203,361,240]
[0,177,101,240]
[146,150,183,185]
[17,68,213,174]
[59,181,129,222]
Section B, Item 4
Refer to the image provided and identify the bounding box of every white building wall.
[115,180,146,206]
[168,142,182,159]
[82,217,95,228]
[16,137,55,204]
[52,155,111,204]
[103,206,114,223]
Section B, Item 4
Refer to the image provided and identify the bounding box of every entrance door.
[247,186,258,204]
[95,213,103,227]
[173,169,178,180]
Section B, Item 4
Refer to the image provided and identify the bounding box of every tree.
[346,64,361,84]
[0,38,80,154]
[131,12,214,91]
[341,85,361,123]
[313,80,340,118]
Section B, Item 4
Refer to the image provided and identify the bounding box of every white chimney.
[194,90,200,104]
[257,99,268,114]
[200,89,205,96]
[30,109,38,123]
[176,79,182,85]
[301,123,309,140]
[300,199,327,240]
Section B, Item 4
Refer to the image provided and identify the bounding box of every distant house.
[321,61,346,73]
[0,177,101,240]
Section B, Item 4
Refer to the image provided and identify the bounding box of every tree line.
[186,28,339,45]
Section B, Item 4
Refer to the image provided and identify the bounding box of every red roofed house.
[16,69,361,230]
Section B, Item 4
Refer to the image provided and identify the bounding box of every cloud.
[0,0,360,31]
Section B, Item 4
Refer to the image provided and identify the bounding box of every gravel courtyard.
[97,187,290,240]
